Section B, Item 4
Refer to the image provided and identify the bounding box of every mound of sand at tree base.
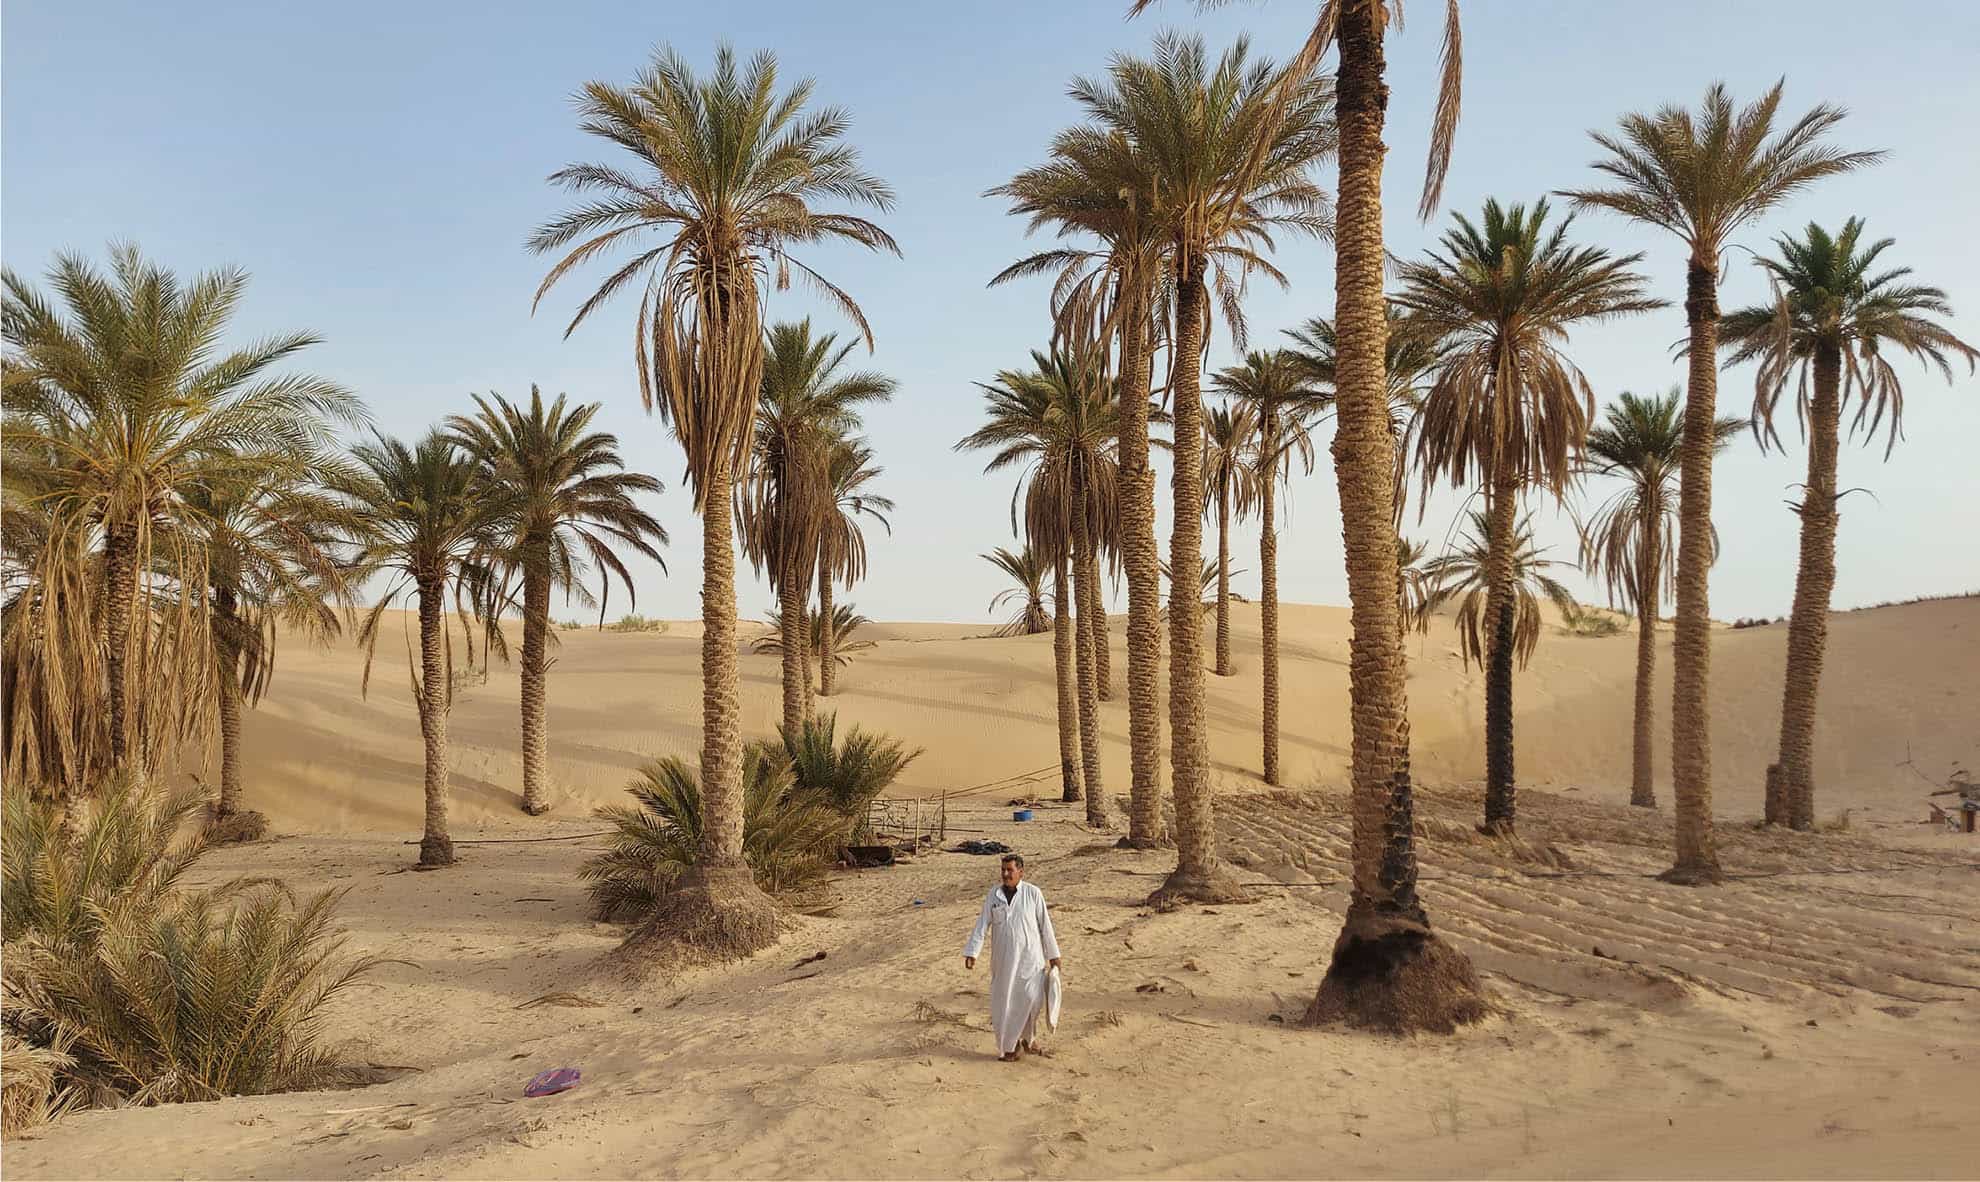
[209,596,1978,836]
[7,786,1975,1179]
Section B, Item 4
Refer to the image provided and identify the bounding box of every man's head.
[999,854,1025,888]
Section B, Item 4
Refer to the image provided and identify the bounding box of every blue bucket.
[1012,808,1034,822]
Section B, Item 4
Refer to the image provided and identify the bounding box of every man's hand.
[1049,957,1062,969]
[963,956,976,970]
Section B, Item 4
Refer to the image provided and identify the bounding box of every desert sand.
[8,597,1978,1179]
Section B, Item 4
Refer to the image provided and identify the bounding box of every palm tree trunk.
[1084,546,1111,700]
[1481,471,1519,834]
[1667,254,1724,883]
[778,564,806,740]
[1118,296,1167,848]
[1629,486,1661,808]
[415,572,454,867]
[1052,545,1080,802]
[1771,341,1842,831]
[1260,412,1281,786]
[213,588,245,816]
[1072,486,1109,827]
[817,550,836,698]
[1156,256,1241,904]
[101,521,137,770]
[1307,0,1487,1033]
[519,551,552,815]
[1215,486,1234,677]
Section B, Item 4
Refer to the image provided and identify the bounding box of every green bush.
[606,613,666,634]
[778,712,921,842]
[0,778,379,1122]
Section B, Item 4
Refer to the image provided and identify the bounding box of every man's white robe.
[962,880,1061,1054]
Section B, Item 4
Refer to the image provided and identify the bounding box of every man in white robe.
[962,854,1062,1061]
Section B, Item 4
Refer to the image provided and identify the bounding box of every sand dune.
[11,597,1977,1179]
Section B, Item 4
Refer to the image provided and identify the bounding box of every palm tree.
[1401,198,1661,834]
[1213,349,1330,784]
[742,322,895,732]
[177,476,359,838]
[958,354,1118,827]
[751,602,876,668]
[817,436,894,697]
[530,45,896,961]
[1561,81,1880,884]
[445,387,667,816]
[1396,535,1434,636]
[1286,306,1450,523]
[1201,402,1260,679]
[1,246,362,792]
[992,120,1170,848]
[1719,220,1976,830]
[1079,31,1334,902]
[1251,0,1491,1032]
[339,432,499,869]
[984,545,1051,637]
[1422,510,1580,674]
[1576,389,1743,809]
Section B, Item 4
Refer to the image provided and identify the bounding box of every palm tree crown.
[984,544,1051,637]
[1423,511,1579,671]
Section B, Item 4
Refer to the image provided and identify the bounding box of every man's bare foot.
[999,1052,1018,1062]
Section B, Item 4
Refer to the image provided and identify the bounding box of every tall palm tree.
[445,387,667,816]
[1401,198,1660,834]
[339,432,499,869]
[992,114,1170,849]
[958,354,1118,827]
[1079,31,1334,901]
[817,437,894,697]
[1719,220,1976,830]
[1201,401,1260,679]
[1561,82,1879,883]
[1286,306,1450,523]
[1,246,362,791]
[1213,349,1330,784]
[984,544,1051,637]
[177,476,359,837]
[1422,510,1580,673]
[1396,535,1434,636]
[742,321,895,732]
[1576,389,1743,809]
[1252,0,1491,1032]
[530,45,895,960]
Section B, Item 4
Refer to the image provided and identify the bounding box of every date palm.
[984,544,1051,637]
[1201,401,1260,680]
[816,434,894,700]
[1396,535,1434,636]
[1079,31,1334,901]
[1561,81,1880,883]
[445,387,667,816]
[338,432,500,869]
[1286,306,1450,522]
[176,476,360,838]
[530,44,896,962]
[1422,510,1580,669]
[1401,197,1660,833]
[958,353,1118,827]
[1719,219,1976,830]
[1,246,361,792]
[1576,389,1743,809]
[1213,349,1330,783]
[742,321,895,731]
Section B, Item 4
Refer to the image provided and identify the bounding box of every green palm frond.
[1421,511,1580,670]
[983,544,1051,637]
[751,603,874,667]
[776,712,922,840]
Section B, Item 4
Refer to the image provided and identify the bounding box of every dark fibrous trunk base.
[521,800,552,817]
[1146,862,1254,911]
[604,862,785,983]
[1114,834,1174,852]
[1629,796,1656,809]
[1305,915,1492,1035]
[203,806,268,844]
[417,835,457,868]
[1658,861,1725,887]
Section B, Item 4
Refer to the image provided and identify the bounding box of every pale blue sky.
[7,1,1977,625]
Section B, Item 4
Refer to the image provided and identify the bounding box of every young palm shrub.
[532,45,896,967]
[1402,197,1661,834]
[817,438,894,698]
[1720,220,1976,829]
[1,247,363,793]
[1563,82,1880,884]
[983,544,1051,637]
[446,387,667,817]
[777,712,922,841]
[752,603,876,670]
[1,778,378,1115]
[337,431,500,868]
[1422,511,1582,674]
[581,745,846,920]
[1575,389,1743,808]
